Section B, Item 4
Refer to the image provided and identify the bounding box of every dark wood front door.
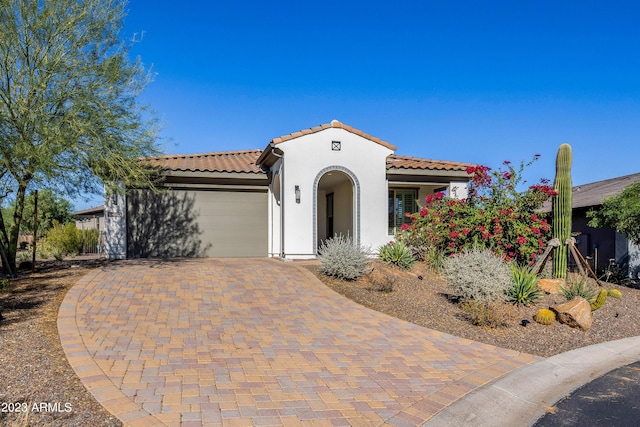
[326,192,334,239]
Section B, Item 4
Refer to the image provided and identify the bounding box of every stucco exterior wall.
[277,128,393,258]
[268,163,283,257]
[104,189,127,260]
[628,240,640,278]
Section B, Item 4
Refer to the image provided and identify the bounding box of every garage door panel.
[127,189,268,258]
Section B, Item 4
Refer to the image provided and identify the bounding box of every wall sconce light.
[295,185,301,203]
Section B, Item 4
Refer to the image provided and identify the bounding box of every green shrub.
[378,241,415,269]
[319,234,371,280]
[559,274,598,302]
[508,264,542,306]
[81,228,99,244]
[41,222,82,260]
[399,236,444,271]
[423,246,445,272]
[17,251,31,263]
[79,229,100,252]
[37,248,50,259]
[442,248,512,304]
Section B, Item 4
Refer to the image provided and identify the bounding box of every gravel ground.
[1,258,639,426]
[306,260,640,358]
[0,260,121,427]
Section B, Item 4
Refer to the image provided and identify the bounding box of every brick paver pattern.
[58,259,541,426]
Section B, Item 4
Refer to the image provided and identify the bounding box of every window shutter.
[401,191,416,225]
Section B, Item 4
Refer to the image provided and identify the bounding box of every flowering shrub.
[398,156,556,265]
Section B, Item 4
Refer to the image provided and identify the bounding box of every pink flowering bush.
[398,156,556,265]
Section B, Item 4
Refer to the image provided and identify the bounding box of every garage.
[126,188,268,258]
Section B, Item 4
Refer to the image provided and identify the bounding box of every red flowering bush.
[398,157,556,265]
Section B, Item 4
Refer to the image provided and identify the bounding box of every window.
[388,189,417,234]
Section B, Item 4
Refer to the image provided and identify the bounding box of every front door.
[326,192,334,239]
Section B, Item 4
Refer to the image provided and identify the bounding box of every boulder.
[551,297,592,331]
[538,278,565,294]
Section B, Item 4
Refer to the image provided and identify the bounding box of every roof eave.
[271,120,398,151]
[256,144,284,169]
[386,168,471,179]
[162,170,268,180]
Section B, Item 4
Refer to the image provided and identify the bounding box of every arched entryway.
[313,166,360,253]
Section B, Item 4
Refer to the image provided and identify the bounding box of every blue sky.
[78,0,640,208]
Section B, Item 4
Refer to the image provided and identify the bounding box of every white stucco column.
[104,185,127,259]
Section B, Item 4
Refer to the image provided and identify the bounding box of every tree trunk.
[0,243,13,277]
[5,182,30,275]
[0,204,14,276]
[32,190,38,272]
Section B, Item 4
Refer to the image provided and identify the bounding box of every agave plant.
[508,263,542,306]
[378,241,416,269]
[559,274,598,302]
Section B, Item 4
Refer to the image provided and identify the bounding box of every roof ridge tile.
[271,120,397,150]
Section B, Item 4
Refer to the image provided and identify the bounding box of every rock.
[551,297,592,331]
[538,278,565,294]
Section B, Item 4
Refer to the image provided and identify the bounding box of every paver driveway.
[58,259,540,426]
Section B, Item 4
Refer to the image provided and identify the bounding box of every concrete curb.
[423,335,640,427]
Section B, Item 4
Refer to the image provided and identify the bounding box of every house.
[72,205,105,232]
[104,120,472,260]
[569,172,640,278]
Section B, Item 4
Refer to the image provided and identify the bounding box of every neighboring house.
[72,205,105,232]
[104,120,472,260]
[569,173,640,277]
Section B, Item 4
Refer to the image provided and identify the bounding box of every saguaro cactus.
[552,143,573,278]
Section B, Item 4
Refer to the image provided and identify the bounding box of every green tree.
[2,189,73,238]
[587,181,640,245]
[0,0,162,274]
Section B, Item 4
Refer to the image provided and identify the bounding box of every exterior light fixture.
[295,185,301,203]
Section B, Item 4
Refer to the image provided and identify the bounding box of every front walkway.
[58,259,540,426]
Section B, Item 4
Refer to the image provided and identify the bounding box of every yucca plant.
[508,264,542,306]
[559,274,598,302]
[378,241,416,269]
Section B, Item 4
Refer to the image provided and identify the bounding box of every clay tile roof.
[271,120,397,151]
[572,172,640,209]
[145,149,264,174]
[386,154,474,172]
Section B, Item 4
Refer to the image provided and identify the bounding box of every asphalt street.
[534,361,640,426]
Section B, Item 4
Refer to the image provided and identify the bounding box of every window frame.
[388,188,418,235]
